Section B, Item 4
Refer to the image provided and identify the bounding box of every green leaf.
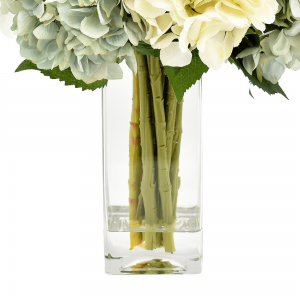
[133,41,160,58]
[164,50,209,103]
[249,87,254,99]
[15,60,108,91]
[246,33,260,47]
[229,56,288,99]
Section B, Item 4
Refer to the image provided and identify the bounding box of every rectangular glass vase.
[102,57,202,275]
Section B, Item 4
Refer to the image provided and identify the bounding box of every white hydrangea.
[2,0,146,83]
[124,0,278,69]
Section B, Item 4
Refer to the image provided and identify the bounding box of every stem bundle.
[128,54,183,253]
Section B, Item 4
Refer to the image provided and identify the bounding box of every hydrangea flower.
[124,0,278,69]
[237,0,300,84]
[2,0,146,83]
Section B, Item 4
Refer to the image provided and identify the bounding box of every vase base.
[105,256,202,275]
[104,230,203,275]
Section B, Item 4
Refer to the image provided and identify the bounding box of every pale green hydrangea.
[3,0,146,83]
[237,0,300,84]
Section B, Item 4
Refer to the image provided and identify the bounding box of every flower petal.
[33,23,59,40]
[134,0,165,18]
[290,0,300,18]
[199,39,224,70]
[94,61,123,79]
[153,32,177,49]
[0,12,14,38]
[105,30,128,47]
[81,14,109,38]
[160,42,192,67]
[17,11,37,36]
[100,0,118,17]
[33,4,45,18]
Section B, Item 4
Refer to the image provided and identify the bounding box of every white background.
[0,34,300,300]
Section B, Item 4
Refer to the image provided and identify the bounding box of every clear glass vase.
[102,55,202,275]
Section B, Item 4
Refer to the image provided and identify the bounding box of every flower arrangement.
[0,0,298,270]
[1,0,296,97]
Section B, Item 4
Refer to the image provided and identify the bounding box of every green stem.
[147,57,162,222]
[129,72,143,249]
[149,56,175,253]
[147,55,163,248]
[170,100,183,219]
[165,78,177,170]
[136,193,144,219]
[137,54,158,250]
